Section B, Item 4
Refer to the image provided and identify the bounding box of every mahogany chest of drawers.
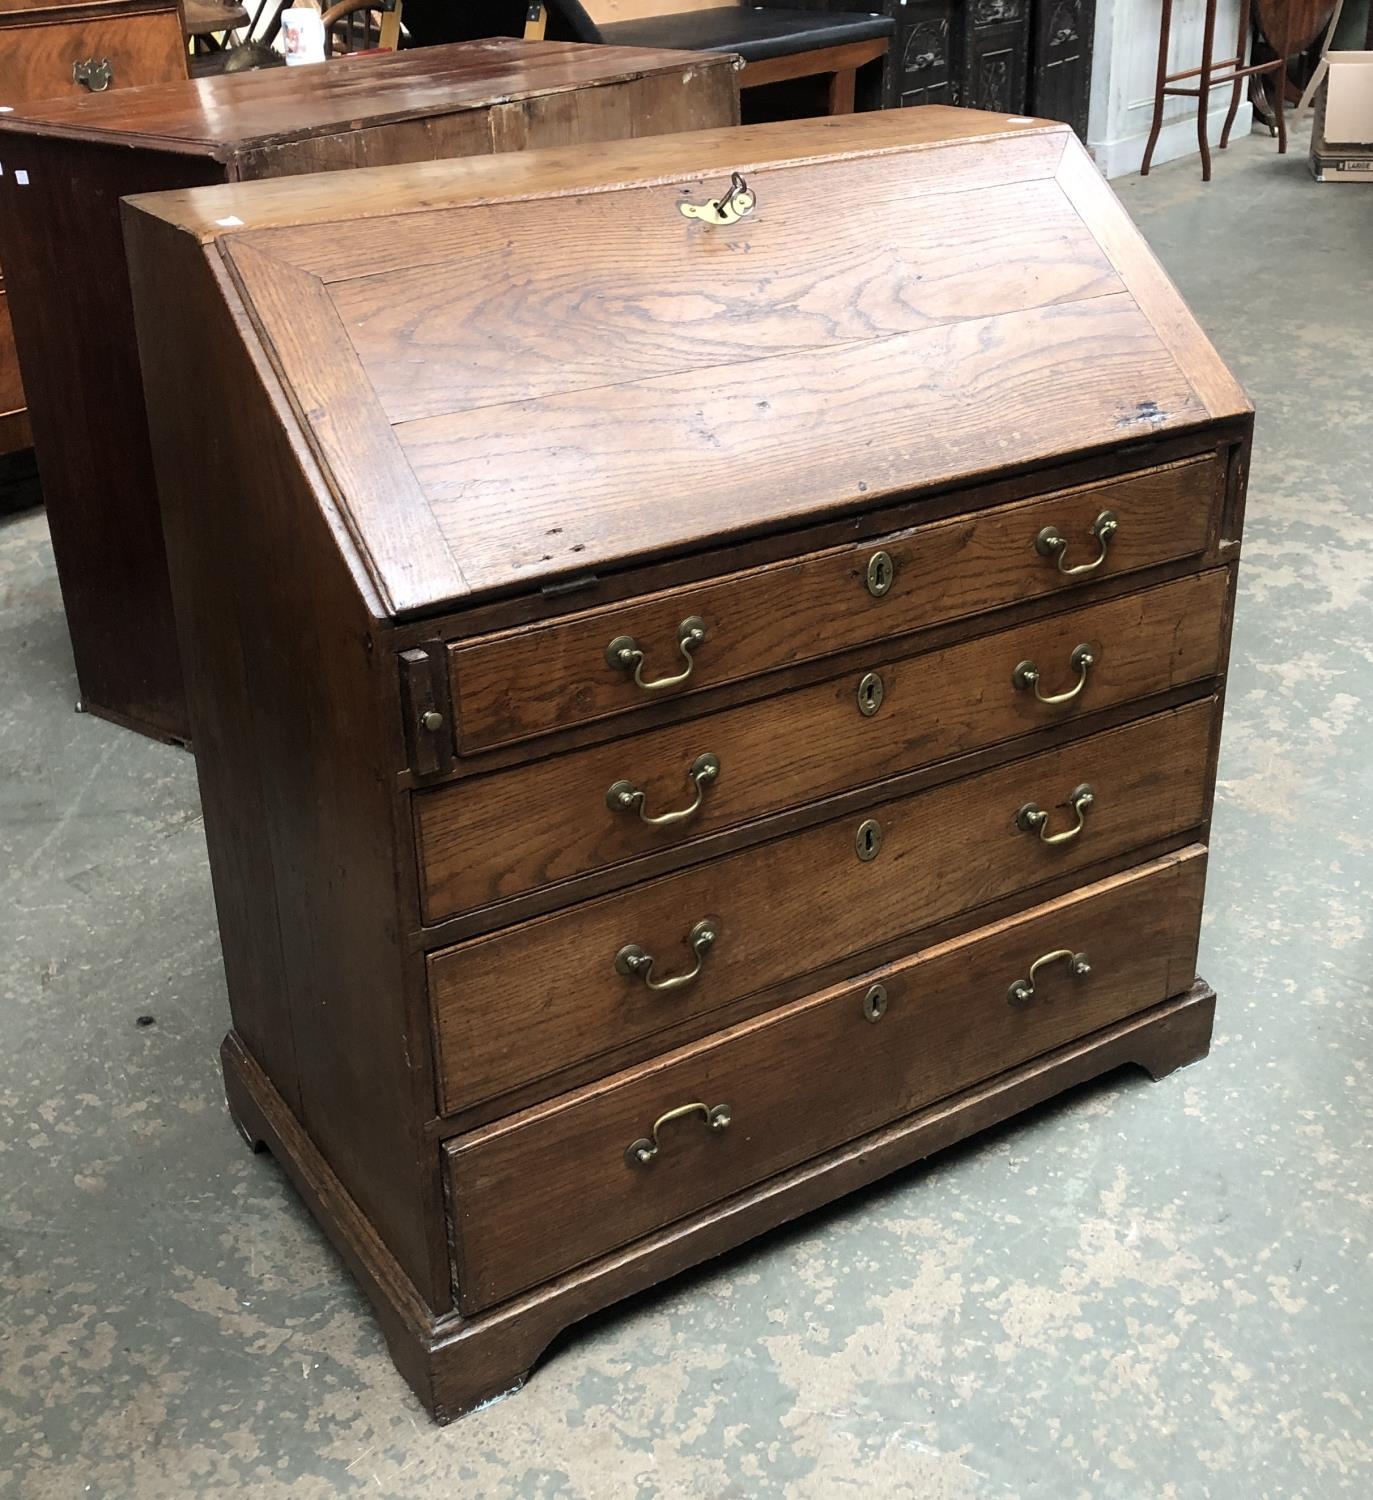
[0,37,738,742]
[0,0,186,457]
[123,106,1251,1421]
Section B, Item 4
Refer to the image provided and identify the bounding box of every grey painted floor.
[3,125,1371,1499]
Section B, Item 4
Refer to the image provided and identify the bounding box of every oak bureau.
[122,106,1251,1421]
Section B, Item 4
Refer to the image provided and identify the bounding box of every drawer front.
[429,700,1214,1114]
[0,10,185,102]
[445,846,1208,1312]
[0,289,22,418]
[418,570,1228,921]
[447,453,1223,753]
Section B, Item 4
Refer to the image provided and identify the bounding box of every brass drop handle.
[615,917,719,993]
[1015,782,1094,846]
[1035,510,1118,576]
[1007,948,1091,1007]
[626,1101,731,1167]
[607,752,720,827]
[1012,643,1095,705]
[605,616,707,692]
[72,57,114,91]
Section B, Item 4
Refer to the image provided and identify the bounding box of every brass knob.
[420,710,444,732]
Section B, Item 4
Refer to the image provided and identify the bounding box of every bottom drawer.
[446,846,1208,1312]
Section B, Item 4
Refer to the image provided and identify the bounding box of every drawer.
[445,846,1208,1312]
[0,289,22,417]
[447,453,1223,753]
[418,570,1229,921]
[0,10,185,102]
[429,699,1214,1114]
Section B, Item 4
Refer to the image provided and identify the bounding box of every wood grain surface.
[130,109,1065,241]
[445,452,1224,752]
[401,294,1206,599]
[428,700,1214,1114]
[446,847,1208,1310]
[418,570,1228,920]
[329,170,1121,424]
[0,38,734,151]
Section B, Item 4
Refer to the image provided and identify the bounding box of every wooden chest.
[0,0,186,457]
[0,39,739,743]
[122,107,1251,1422]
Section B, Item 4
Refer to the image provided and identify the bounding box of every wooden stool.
[1141,0,1285,180]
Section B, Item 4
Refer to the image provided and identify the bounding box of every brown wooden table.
[0,38,739,744]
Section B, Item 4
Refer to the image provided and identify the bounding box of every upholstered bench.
[541,2,895,113]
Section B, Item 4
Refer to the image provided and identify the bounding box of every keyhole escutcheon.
[855,818,883,862]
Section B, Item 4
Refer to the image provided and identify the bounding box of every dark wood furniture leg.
[1141,0,1174,176]
[1220,0,1254,147]
[1196,0,1218,179]
[740,38,888,114]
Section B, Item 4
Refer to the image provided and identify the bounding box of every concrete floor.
[3,124,1371,1498]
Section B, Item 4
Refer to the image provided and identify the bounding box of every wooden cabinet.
[813,0,1097,135]
[0,0,186,457]
[0,39,739,742]
[123,108,1251,1422]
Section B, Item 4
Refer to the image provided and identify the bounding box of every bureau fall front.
[122,107,1250,1421]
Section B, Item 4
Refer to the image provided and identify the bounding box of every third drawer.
[428,698,1216,1115]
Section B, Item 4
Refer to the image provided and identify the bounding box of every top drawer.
[0,9,185,102]
[447,453,1223,753]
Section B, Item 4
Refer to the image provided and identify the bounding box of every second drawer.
[428,699,1215,1115]
[416,570,1228,922]
[445,846,1208,1312]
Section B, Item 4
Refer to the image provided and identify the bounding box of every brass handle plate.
[854,817,883,862]
[1035,510,1118,577]
[679,172,755,225]
[606,616,707,692]
[865,550,895,598]
[1016,782,1094,846]
[607,752,720,827]
[72,57,114,91]
[615,917,719,993]
[1013,643,1095,705]
[857,671,885,717]
[626,1101,731,1167]
[1008,948,1091,1007]
[862,983,888,1022]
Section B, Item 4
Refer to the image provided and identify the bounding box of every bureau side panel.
[124,209,450,1312]
[0,136,225,741]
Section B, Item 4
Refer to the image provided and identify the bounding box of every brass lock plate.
[855,818,883,862]
[857,670,885,717]
[865,550,895,598]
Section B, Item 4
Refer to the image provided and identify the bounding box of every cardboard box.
[1311,51,1373,181]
